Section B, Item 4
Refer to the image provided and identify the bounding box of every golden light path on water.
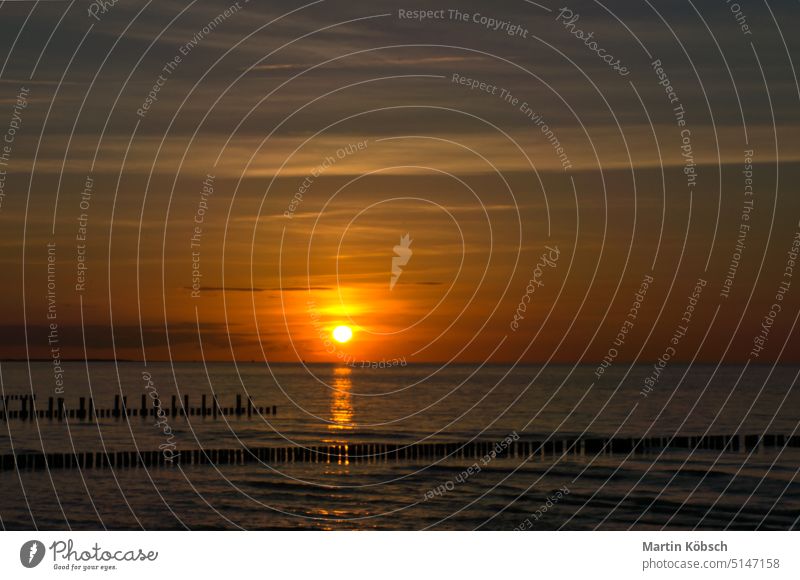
[328,366,354,437]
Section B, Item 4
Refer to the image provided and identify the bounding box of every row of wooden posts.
[1,433,797,472]
[0,394,277,421]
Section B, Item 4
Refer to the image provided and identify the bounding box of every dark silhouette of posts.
[0,392,276,422]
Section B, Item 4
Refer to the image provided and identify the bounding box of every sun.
[332,325,353,343]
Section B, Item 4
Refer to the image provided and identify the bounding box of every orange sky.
[1,0,799,363]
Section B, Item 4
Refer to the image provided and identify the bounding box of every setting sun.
[332,325,353,343]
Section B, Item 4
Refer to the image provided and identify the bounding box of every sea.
[0,362,798,530]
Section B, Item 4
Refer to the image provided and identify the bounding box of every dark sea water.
[0,362,798,530]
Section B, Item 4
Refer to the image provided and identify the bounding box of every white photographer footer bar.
[1,531,798,579]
